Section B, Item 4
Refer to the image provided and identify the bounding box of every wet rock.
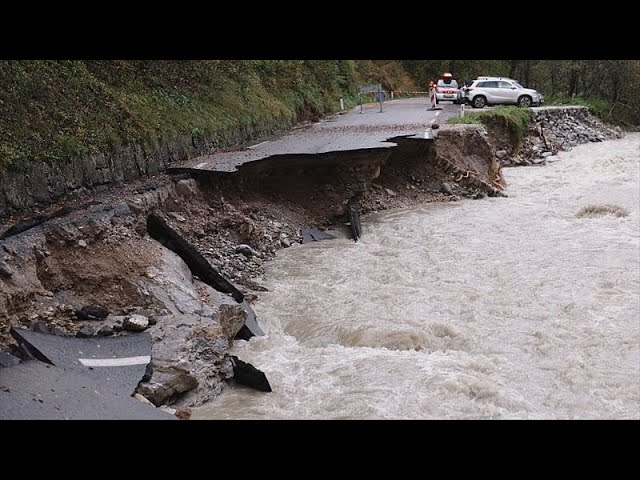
[0,259,13,278]
[441,182,453,195]
[33,322,64,336]
[301,227,335,244]
[127,199,145,215]
[0,351,21,368]
[244,293,258,304]
[130,309,158,325]
[76,325,95,338]
[140,249,204,316]
[123,314,149,332]
[495,150,508,160]
[384,188,397,197]
[136,365,199,406]
[133,393,156,407]
[142,363,153,382]
[235,244,256,257]
[175,179,197,197]
[76,305,109,321]
[175,406,192,420]
[235,326,253,342]
[232,356,272,392]
[97,325,115,337]
[216,304,247,343]
[168,212,186,223]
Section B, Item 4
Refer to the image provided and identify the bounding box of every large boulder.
[136,364,199,407]
[123,314,149,332]
[216,304,247,344]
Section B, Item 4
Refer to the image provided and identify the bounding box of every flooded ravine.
[193,134,640,419]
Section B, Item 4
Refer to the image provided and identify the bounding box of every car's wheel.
[517,95,532,107]
[472,96,486,108]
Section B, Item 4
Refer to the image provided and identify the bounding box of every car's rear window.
[437,79,458,88]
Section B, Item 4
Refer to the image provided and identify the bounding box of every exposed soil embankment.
[0,124,502,414]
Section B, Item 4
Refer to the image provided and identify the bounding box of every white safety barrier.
[426,87,443,111]
[392,91,431,95]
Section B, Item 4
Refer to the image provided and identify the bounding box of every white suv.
[462,77,544,108]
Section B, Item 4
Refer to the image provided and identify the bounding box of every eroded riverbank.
[0,105,630,418]
[193,134,640,419]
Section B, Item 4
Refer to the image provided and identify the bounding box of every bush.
[448,106,532,145]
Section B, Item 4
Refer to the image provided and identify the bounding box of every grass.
[448,106,533,144]
[545,95,611,118]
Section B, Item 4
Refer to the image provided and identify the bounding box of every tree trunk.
[509,60,518,79]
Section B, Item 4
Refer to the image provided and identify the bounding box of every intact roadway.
[180,98,463,173]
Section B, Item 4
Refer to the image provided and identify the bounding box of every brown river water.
[194,134,640,419]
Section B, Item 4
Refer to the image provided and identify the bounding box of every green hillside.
[0,60,415,173]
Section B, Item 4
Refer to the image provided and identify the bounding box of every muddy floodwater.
[194,134,640,419]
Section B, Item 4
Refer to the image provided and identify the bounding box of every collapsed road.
[0,100,623,419]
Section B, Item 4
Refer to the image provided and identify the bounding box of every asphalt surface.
[12,329,153,397]
[1,329,174,420]
[181,99,462,172]
[0,360,173,420]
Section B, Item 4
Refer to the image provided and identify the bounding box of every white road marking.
[248,141,270,149]
[79,356,151,367]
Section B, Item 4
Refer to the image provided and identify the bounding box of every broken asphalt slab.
[301,227,335,244]
[11,328,152,398]
[0,360,174,420]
